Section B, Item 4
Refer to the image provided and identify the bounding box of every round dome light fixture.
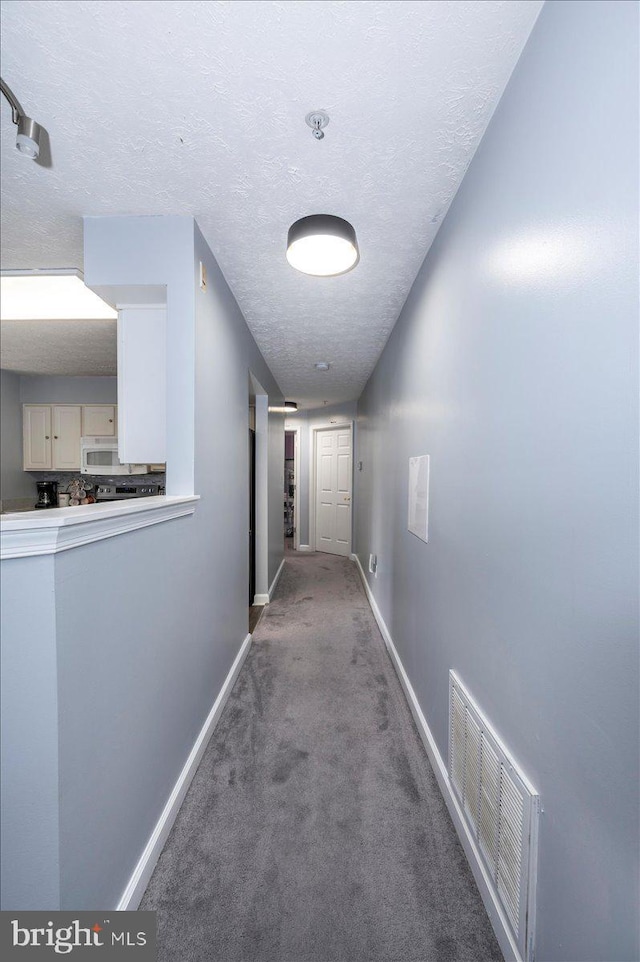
[283,400,298,412]
[286,215,359,277]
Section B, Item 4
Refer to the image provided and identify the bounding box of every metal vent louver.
[449,671,539,961]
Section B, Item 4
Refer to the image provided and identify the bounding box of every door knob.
[344,496,351,502]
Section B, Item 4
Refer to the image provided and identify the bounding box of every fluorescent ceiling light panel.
[0,272,117,320]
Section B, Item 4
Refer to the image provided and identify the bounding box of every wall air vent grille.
[449,671,539,961]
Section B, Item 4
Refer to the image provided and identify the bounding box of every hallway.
[141,553,502,962]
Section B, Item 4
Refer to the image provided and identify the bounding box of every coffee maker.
[35,481,58,509]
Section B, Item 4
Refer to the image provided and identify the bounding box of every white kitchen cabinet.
[52,406,82,469]
[82,405,117,437]
[23,405,52,470]
[23,404,83,471]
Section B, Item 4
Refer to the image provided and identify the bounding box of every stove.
[95,483,162,502]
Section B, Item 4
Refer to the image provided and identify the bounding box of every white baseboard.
[268,558,285,600]
[253,558,285,606]
[116,632,253,910]
[297,544,313,553]
[352,554,522,962]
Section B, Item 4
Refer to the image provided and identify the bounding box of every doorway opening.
[248,395,258,632]
[248,373,269,631]
[284,429,299,552]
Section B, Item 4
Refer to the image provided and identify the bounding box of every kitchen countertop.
[0,499,38,515]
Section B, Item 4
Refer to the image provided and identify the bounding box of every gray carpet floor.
[141,553,503,962]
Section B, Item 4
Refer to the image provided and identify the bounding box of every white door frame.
[285,426,301,551]
[309,421,354,555]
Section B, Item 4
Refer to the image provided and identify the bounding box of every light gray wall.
[1,216,285,910]
[20,375,117,404]
[0,555,59,909]
[54,520,203,908]
[193,219,284,608]
[0,369,35,502]
[287,401,357,547]
[354,3,639,961]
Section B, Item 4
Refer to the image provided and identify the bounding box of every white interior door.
[315,426,352,556]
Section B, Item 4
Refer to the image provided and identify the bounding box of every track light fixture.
[1,77,43,159]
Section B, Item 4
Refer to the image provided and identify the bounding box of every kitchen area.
[1,377,165,515]
[0,273,166,517]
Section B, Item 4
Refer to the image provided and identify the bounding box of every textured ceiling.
[0,0,543,405]
[0,319,116,375]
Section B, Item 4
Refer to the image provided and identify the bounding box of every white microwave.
[80,437,148,476]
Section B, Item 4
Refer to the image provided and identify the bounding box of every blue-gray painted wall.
[194,222,284,592]
[0,555,59,907]
[0,370,34,502]
[1,216,285,910]
[20,375,117,404]
[354,2,639,960]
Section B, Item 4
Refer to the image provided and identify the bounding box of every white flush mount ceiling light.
[0,270,117,320]
[314,362,330,371]
[283,400,298,412]
[1,77,43,159]
[287,214,360,277]
[287,111,360,277]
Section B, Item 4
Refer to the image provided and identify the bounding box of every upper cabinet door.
[82,405,117,437]
[23,405,52,470]
[52,406,82,470]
